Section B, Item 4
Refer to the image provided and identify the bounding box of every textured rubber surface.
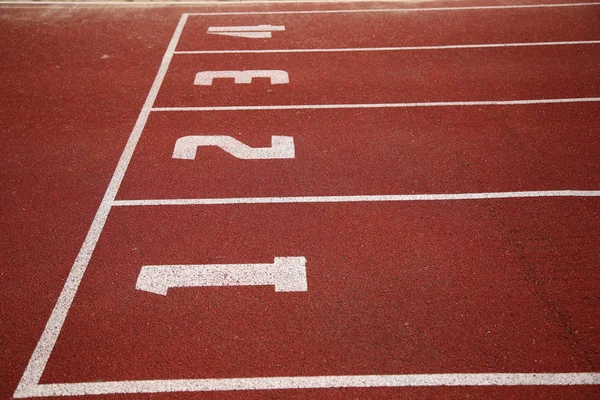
[1,1,599,399]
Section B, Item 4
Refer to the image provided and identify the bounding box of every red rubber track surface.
[45,200,600,380]
[178,6,600,50]
[119,105,600,199]
[1,1,599,399]
[156,48,600,106]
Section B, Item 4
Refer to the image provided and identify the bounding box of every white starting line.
[16,373,600,398]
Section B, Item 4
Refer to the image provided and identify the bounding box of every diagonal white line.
[13,13,190,400]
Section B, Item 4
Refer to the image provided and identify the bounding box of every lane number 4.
[206,25,285,39]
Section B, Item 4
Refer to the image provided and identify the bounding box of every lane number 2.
[173,135,295,160]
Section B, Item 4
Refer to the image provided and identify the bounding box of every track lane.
[178,5,600,51]
[41,199,599,386]
[155,45,600,107]
[117,104,600,200]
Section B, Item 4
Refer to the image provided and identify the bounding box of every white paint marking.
[3,1,600,8]
[184,2,600,15]
[210,31,273,39]
[175,40,600,54]
[13,14,190,400]
[173,135,294,160]
[207,25,285,39]
[112,191,600,207]
[136,257,307,295]
[151,97,600,112]
[19,372,600,397]
[194,70,289,86]
[208,25,285,32]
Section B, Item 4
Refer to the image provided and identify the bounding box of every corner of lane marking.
[17,373,600,398]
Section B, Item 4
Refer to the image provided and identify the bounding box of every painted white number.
[194,70,289,86]
[172,135,295,160]
[136,256,308,295]
[207,25,285,39]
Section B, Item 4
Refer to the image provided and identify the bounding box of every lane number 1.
[173,135,295,160]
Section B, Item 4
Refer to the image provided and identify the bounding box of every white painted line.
[113,191,600,207]
[13,14,189,400]
[22,372,600,397]
[136,257,307,295]
[185,2,600,15]
[175,40,600,54]
[2,1,600,8]
[151,97,600,112]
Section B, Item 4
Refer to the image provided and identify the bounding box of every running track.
[1,1,599,399]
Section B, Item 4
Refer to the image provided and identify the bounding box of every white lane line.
[13,13,189,400]
[151,98,600,112]
[3,1,600,8]
[175,40,600,54]
[113,191,600,207]
[26,373,600,397]
[185,2,600,15]
[0,0,430,5]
